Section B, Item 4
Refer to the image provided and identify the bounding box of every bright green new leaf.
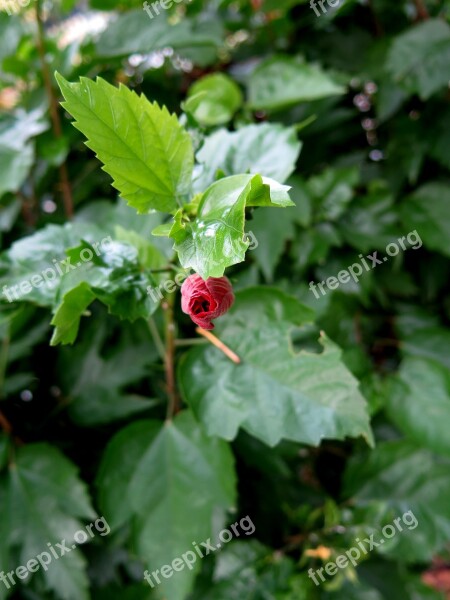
[97,411,236,600]
[56,74,194,214]
[184,73,243,126]
[178,288,373,447]
[170,174,293,278]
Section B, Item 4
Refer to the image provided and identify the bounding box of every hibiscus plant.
[0,1,449,600]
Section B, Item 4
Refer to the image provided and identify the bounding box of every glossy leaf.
[170,174,293,278]
[56,74,194,214]
[178,287,373,447]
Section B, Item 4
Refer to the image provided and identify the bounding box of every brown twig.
[35,0,73,219]
[368,0,384,36]
[195,328,241,364]
[0,410,12,434]
[413,0,429,20]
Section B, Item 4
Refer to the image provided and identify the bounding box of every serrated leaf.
[184,73,243,126]
[178,287,373,447]
[56,74,194,214]
[248,56,345,111]
[170,174,293,279]
[97,411,236,600]
[1,443,96,600]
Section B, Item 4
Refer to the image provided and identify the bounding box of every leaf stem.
[195,328,241,364]
[35,0,73,219]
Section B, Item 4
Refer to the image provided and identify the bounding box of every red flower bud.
[181,274,234,330]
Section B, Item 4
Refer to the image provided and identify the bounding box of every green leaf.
[114,226,167,270]
[0,222,105,307]
[344,440,450,562]
[58,318,158,426]
[97,411,236,600]
[178,287,373,447]
[338,185,399,253]
[399,326,450,370]
[0,143,33,198]
[55,74,194,214]
[95,11,224,67]
[170,174,293,279]
[400,183,450,257]
[308,166,359,222]
[386,358,450,457]
[0,222,163,342]
[193,123,302,191]
[250,207,295,282]
[184,73,243,126]
[386,19,450,100]
[193,541,302,600]
[0,108,48,198]
[248,56,345,111]
[1,443,96,600]
[50,282,96,346]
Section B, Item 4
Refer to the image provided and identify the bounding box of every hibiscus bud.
[181,274,234,330]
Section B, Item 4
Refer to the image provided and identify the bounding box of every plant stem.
[0,410,12,434]
[195,328,241,364]
[174,338,208,347]
[163,297,180,419]
[147,317,165,360]
[35,0,74,219]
